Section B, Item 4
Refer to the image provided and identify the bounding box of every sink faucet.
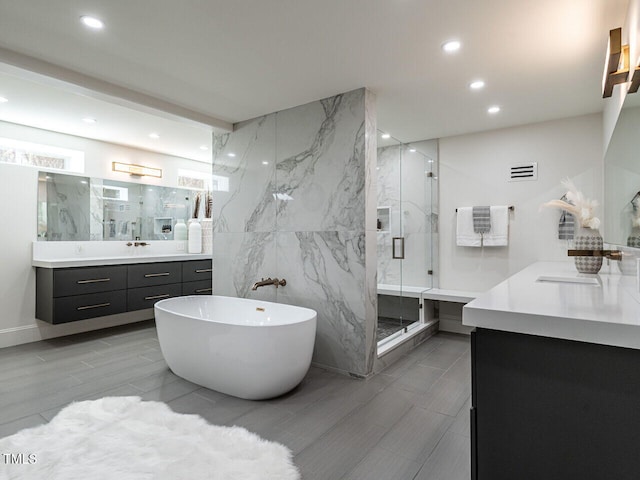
[567,249,622,261]
[251,277,287,290]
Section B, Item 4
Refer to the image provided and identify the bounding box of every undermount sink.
[536,275,601,286]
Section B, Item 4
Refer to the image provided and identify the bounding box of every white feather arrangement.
[543,179,600,229]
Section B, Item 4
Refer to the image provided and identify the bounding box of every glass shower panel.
[376,133,406,343]
[377,138,436,349]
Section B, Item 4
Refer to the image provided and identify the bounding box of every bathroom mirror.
[604,93,640,247]
[37,171,200,241]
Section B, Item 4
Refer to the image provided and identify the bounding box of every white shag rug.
[0,396,300,480]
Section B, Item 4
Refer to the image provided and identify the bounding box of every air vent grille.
[509,162,537,182]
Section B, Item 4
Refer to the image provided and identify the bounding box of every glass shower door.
[376,133,407,344]
[377,137,436,350]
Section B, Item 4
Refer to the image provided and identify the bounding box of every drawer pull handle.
[195,288,212,293]
[77,278,110,284]
[195,269,213,273]
[144,294,171,300]
[144,273,170,278]
[77,302,111,311]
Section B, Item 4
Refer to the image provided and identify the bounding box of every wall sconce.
[112,161,162,178]
[629,62,640,94]
[603,27,630,98]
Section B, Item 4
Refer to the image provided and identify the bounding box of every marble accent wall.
[213,88,377,376]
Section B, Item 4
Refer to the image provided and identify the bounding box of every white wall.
[439,113,603,292]
[0,121,211,348]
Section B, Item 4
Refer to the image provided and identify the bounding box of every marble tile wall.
[213,88,377,376]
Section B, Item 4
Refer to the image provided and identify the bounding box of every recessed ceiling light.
[82,117,97,124]
[227,152,236,157]
[381,133,391,139]
[262,161,269,165]
[487,106,501,114]
[0,97,7,103]
[199,145,209,151]
[470,80,485,90]
[428,159,434,163]
[149,133,160,139]
[442,40,461,53]
[80,16,104,29]
[409,148,416,153]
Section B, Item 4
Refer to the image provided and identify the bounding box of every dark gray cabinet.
[36,259,212,324]
[471,327,640,480]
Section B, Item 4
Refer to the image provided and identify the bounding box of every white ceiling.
[0,0,630,153]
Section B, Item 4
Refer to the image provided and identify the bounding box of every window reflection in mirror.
[38,172,199,241]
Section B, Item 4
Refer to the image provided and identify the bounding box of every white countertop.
[32,241,211,268]
[33,253,211,268]
[463,261,640,350]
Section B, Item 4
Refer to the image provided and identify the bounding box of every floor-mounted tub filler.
[154,295,317,400]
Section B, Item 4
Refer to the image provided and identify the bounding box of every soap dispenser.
[174,219,187,241]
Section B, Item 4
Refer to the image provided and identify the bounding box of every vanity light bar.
[112,162,162,178]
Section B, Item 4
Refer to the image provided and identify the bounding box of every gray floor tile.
[421,377,471,417]
[376,406,453,461]
[414,430,471,480]
[394,363,446,394]
[295,415,388,480]
[0,414,47,439]
[139,378,200,403]
[342,446,422,480]
[449,396,471,437]
[0,322,474,478]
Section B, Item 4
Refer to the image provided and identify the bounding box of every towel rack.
[455,206,514,212]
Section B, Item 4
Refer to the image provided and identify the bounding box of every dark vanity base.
[36,259,212,324]
[471,328,640,480]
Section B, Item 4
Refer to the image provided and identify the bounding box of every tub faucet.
[251,277,287,290]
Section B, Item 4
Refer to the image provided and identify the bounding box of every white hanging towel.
[456,207,482,247]
[482,206,509,246]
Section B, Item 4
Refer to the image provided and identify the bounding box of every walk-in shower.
[376,132,438,353]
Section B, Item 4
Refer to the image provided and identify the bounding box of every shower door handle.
[392,237,405,259]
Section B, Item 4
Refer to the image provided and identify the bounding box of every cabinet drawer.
[182,259,213,283]
[53,266,127,297]
[127,283,183,311]
[182,279,213,296]
[53,290,127,324]
[128,262,182,288]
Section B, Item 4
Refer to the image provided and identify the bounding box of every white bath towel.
[482,205,509,246]
[456,207,482,247]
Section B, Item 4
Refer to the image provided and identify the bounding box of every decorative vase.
[201,218,213,255]
[573,226,603,274]
[627,226,640,248]
[188,219,202,254]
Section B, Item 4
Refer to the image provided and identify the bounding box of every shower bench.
[377,285,481,334]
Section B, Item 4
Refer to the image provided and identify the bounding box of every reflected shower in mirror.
[38,172,199,241]
[604,95,640,248]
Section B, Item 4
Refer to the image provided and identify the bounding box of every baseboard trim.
[0,310,154,349]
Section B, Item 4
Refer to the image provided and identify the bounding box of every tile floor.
[0,320,471,479]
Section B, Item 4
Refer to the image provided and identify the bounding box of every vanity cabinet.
[181,259,214,295]
[36,259,212,324]
[471,327,640,480]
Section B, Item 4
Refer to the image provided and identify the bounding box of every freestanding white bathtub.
[154,295,317,400]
